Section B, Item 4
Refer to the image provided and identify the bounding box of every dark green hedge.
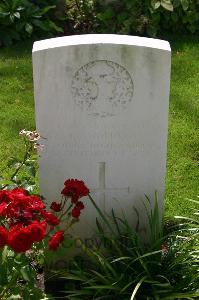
[0,0,63,46]
[66,0,199,37]
[1,0,199,47]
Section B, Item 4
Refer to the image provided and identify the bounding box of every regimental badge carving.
[71,60,134,117]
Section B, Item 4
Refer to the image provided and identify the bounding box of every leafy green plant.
[65,0,199,37]
[0,129,91,299]
[66,0,96,33]
[0,246,46,299]
[0,130,41,192]
[95,0,189,36]
[59,194,199,299]
[0,0,63,46]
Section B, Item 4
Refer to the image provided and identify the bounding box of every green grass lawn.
[165,37,199,217]
[0,42,34,179]
[0,37,198,218]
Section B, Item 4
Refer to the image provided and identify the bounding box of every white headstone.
[33,34,171,239]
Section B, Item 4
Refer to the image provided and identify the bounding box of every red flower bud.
[41,210,60,226]
[48,230,64,251]
[75,201,84,210]
[50,201,62,212]
[71,207,81,219]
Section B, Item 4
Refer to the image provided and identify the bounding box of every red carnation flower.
[0,190,14,203]
[9,223,23,233]
[28,221,46,242]
[50,201,62,212]
[0,226,8,248]
[71,207,81,219]
[12,188,28,197]
[61,179,89,203]
[8,227,33,253]
[22,210,34,221]
[41,220,47,230]
[71,201,84,218]
[5,197,31,221]
[5,193,45,225]
[48,230,64,251]
[28,195,45,212]
[41,210,60,226]
[0,202,7,216]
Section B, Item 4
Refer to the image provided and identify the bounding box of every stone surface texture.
[33,34,171,239]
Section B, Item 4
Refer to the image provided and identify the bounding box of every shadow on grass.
[160,34,199,51]
[0,40,34,58]
[1,34,199,56]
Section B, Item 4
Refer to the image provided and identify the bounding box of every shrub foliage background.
[0,0,63,46]
[1,0,199,46]
[92,0,199,36]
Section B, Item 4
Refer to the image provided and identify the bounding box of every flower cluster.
[19,129,44,151]
[19,129,40,142]
[62,179,89,219]
[0,179,89,253]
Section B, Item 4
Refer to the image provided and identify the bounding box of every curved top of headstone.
[33,34,171,53]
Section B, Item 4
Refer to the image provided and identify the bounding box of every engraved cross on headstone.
[91,162,130,209]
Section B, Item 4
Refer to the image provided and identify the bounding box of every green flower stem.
[10,143,33,181]
[88,194,123,256]
[59,203,73,221]
[88,194,114,234]
[1,142,34,189]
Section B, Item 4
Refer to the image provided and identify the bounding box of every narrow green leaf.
[41,5,56,14]
[2,245,8,263]
[91,270,109,283]
[130,276,147,300]
[84,285,118,290]
[20,266,31,282]
[26,165,36,177]
[111,256,131,263]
